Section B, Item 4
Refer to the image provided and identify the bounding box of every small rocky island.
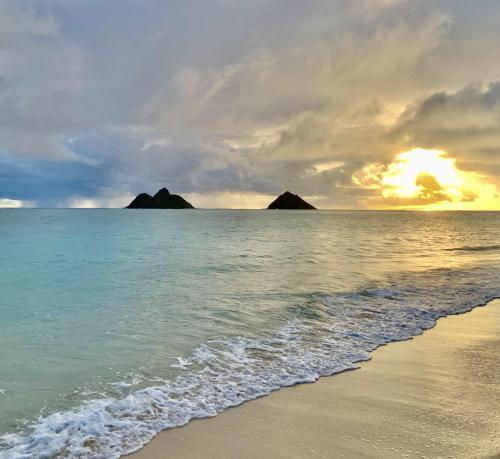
[267,191,316,209]
[126,188,194,209]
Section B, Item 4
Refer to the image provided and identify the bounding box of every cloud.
[392,82,500,174]
[352,148,498,209]
[62,193,135,209]
[0,1,58,44]
[0,0,499,208]
[184,192,274,209]
[0,198,35,208]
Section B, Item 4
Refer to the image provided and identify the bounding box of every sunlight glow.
[381,148,463,200]
[353,148,500,210]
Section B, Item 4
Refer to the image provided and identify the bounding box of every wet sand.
[128,299,500,458]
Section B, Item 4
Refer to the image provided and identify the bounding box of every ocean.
[0,209,499,458]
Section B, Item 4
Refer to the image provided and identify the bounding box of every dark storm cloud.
[0,152,102,205]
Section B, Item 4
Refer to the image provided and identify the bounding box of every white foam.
[109,374,144,390]
[0,266,498,459]
[170,357,193,369]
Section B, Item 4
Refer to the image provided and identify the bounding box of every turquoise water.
[0,210,499,458]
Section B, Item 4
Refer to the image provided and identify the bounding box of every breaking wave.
[1,266,499,459]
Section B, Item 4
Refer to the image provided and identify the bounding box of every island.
[267,191,316,209]
[126,188,194,209]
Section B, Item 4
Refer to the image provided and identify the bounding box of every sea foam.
[0,266,499,459]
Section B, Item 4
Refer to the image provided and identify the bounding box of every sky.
[1,0,500,209]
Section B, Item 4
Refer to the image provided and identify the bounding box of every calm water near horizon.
[0,210,499,458]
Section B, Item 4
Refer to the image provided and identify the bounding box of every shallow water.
[0,210,499,458]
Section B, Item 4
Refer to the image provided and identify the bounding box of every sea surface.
[0,210,499,458]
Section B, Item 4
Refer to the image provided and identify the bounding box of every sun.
[381,148,464,201]
[354,148,500,210]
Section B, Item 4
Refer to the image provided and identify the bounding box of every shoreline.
[127,299,500,458]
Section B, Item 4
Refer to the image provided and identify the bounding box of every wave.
[0,266,499,459]
[446,244,500,253]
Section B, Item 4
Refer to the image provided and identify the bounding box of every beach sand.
[128,299,500,459]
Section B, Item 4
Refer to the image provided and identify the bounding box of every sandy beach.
[128,299,500,459]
